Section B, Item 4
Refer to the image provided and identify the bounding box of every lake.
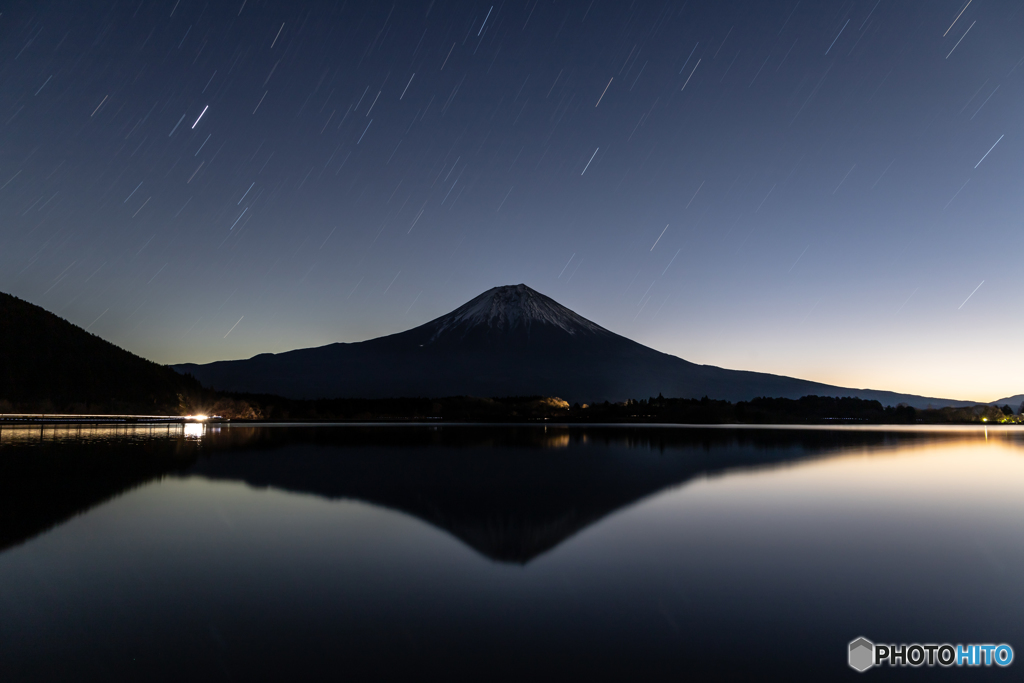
[1,423,1021,681]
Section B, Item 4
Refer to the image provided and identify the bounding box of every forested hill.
[0,292,199,414]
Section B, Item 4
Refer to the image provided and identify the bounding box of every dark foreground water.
[1,423,1022,681]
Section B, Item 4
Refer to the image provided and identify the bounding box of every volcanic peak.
[426,284,607,341]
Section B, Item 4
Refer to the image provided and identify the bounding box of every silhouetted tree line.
[566,394,921,424]
[202,393,572,421]
[196,391,1017,424]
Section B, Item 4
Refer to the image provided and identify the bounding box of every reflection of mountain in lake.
[0,429,199,552]
[186,426,926,563]
[0,426,979,563]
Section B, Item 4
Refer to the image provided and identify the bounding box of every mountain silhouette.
[174,284,973,408]
[0,291,200,413]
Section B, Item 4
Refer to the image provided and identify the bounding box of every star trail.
[1,0,1022,401]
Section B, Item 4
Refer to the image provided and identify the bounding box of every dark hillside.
[0,292,199,414]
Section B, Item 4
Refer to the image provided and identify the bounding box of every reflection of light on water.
[0,423,186,444]
[183,423,205,440]
[541,426,570,448]
[545,433,570,448]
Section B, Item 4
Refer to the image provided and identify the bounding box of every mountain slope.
[993,394,1024,409]
[0,292,198,414]
[174,284,975,409]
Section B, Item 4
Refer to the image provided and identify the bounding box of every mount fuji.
[173,284,973,408]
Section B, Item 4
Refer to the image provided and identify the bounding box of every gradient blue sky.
[1,0,1021,401]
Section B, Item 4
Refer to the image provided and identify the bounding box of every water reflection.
[0,422,189,445]
[183,422,205,440]
[1,425,1022,680]
[185,426,910,563]
[2,424,1021,563]
[0,426,199,552]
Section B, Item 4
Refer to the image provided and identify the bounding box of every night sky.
[1,0,1021,401]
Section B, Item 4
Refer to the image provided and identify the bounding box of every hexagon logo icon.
[849,637,874,672]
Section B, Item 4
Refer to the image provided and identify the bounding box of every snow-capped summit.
[424,284,606,341]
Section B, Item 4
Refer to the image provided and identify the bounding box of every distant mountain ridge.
[174,284,979,409]
[993,394,1024,409]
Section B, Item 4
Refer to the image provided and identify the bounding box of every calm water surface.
[1,424,1022,681]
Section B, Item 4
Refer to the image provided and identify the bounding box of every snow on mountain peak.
[427,284,607,339]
